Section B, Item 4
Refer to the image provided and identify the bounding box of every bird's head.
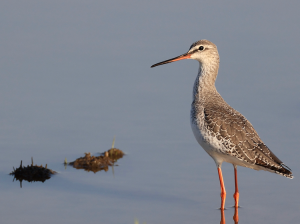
[151,39,219,68]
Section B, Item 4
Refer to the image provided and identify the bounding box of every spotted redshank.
[151,39,293,210]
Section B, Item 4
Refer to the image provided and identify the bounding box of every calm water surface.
[1,1,300,224]
[0,105,299,224]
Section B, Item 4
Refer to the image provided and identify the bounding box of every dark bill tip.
[150,53,191,68]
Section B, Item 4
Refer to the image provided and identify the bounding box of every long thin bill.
[150,52,191,68]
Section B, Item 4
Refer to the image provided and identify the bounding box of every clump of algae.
[69,148,124,173]
[10,158,56,187]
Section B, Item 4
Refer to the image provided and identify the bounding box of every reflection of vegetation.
[69,148,124,173]
[10,158,56,188]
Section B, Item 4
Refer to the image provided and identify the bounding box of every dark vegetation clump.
[69,148,124,173]
[10,158,56,188]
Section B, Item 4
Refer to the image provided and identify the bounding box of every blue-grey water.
[0,1,300,223]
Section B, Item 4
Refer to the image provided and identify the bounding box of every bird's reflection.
[233,207,239,224]
[220,206,239,224]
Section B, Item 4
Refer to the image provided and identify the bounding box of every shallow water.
[1,1,300,223]
[1,119,299,224]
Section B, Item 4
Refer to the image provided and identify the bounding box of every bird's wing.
[204,106,293,178]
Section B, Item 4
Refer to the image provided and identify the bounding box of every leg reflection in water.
[220,209,225,224]
[233,206,239,224]
[220,206,239,224]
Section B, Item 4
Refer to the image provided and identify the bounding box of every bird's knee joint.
[221,191,226,198]
[233,192,239,199]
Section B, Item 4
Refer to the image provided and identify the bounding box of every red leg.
[233,166,239,208]
[233,205,239,224]
[220,208,226,224]
[217,167,226,210]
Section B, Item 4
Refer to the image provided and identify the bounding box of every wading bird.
[151,39,293,210]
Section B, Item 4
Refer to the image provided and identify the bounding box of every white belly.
[190,117,256,169]
[190,120,224,164]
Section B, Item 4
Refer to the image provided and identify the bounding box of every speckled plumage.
[151,39,293,210]
[188,40,293,179]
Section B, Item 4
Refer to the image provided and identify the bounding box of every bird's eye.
[199,46,204,51]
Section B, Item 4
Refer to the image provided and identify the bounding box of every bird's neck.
[193,62,219,102]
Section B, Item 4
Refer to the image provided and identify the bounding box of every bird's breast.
[190,105,228,156]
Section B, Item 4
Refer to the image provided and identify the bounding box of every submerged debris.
[69,148,124,173]
[10,158,56,188]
